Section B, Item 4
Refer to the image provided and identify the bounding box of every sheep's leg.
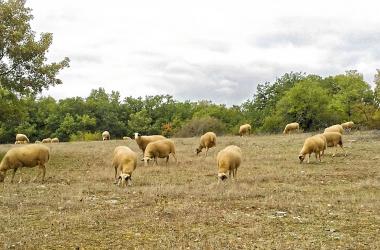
[165,156,169,166]
[172,153,178,166]
[332,146,337,157]
[153,157,158,166]
[114,166,118,184]
[307,154,310,164]
[340,144,347,156]
[205,148,209,157]
[10,168,18,183]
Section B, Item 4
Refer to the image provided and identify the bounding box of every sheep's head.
[195,147,202,155]
[298,154,305,164]
[134,132,140,140]
[218,173,228,181]
[117,174,131,187]
[142,156,152,167]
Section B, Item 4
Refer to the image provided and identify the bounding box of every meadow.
[0,131,379,249]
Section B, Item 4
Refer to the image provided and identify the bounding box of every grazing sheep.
[0,144,50,183]
[35,140,41,144]
[283,122,300,134]
[341,121,354,132]
[123,136,131,141]
[196,132,217,157]
[239,124,251,137]
[15,134,29,144]
[298,134,327,164]
[322,132,347,157]
[324,124,344,134]
[102,131,110,141]
[143,139,177,167]
[217,145,242,182]
[112,146,137,187]
[134,133,166,154]
[42,138,52,143]
[51,138,59,143]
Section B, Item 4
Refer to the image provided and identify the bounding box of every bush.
[69,131,102,141]
[174,117,225,137]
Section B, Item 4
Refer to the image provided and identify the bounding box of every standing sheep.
[196,132,217,157]
[298,134,327,164]
[51,138,59,143]
[15,134,29,144]
[341,121,354,132]
[239,124,251,137]
[102,131,110,141]
[134,133,166,154]
[42,138,52,143]
[217,145,242,182]
[122,136,131,141]
[143,139,177,167]
[322,132,347,157]
[324,124,344,134]
[112,146,137,187]
[283,122,300,134]
[0,144,50,183]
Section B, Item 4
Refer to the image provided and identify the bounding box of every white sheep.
[35,140,41,144]
[122,136,131,141]
[15,134,29,144]
[102,131,110,141]
[324,124,344,134]
[239,124,251,137]
[134,132,166,154]
[322,132,347,157]
[298,134,327,164]
[42,138,52,143]
[217,145,242,182]
[283,122,300,134]
[143,139,177,167]
[196,132,217,157]
[112,146,138,187]
[0,144,50,183]
[341,121,354,132]
[51,137,59,143]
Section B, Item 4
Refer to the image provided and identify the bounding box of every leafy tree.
[128,109,153,135]
[0,0,69,95]
[374,69,380,107]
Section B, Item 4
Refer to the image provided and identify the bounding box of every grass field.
[0,131,379,249]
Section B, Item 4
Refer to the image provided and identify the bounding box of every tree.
[128,109,153,135]
[0,0,69,95]
[375,69,380,107]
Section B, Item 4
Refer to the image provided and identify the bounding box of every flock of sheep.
[0,121,355,186]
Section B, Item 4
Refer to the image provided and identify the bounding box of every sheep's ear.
[118,175,122,179]
[220,175,227,181]
[298,155,303,160]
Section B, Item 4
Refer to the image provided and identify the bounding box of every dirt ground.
[0,131,379,249]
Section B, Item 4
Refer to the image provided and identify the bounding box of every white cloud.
[27,0,380,104]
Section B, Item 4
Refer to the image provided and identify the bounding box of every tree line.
[0,70,379,143]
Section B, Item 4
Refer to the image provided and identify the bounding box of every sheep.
[0,144,50,183]
[134,132,166,154]
[102,131,110,141]
[15,134,29,144]
[122,136,131,141]
[51,138,59,143]
[283,122,300,134]
[42,138,52,143]
[196,132,217,157]
[341,121,354,132]
[239,124,251,137]
[143,139,177,167]
[324,124,344,134]
[35,140,41,144]
[217,145,242,182]
[298,134,327,164]
[322,132,347,157]
[112,146,137,187]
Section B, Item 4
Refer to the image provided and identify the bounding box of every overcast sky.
[27,0,380,105]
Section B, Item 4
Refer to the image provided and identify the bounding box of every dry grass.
[0,131,379,249]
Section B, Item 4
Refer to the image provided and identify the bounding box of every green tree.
[128,109,153,135]
[374,69,380,107]
[0,0,69,94]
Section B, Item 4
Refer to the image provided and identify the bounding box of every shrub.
[174,117,225,137]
